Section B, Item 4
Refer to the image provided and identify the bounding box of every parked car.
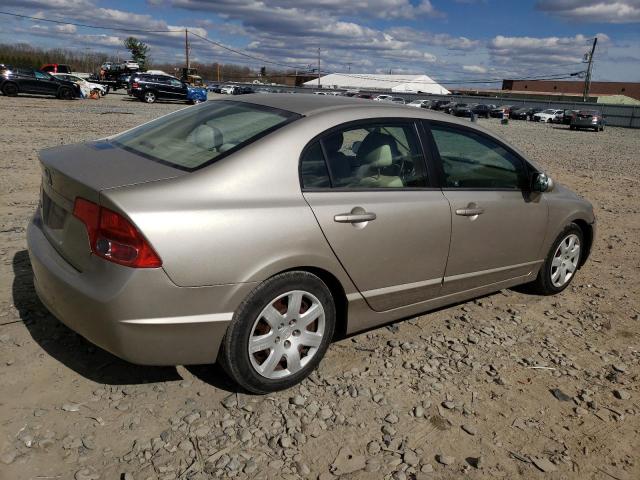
[129,74,201,103]
[441,102,458,114]
[373,94,393,102]
[207,83,222,93]
[1,67,80,99]
[429,99,450,111]
[490,105,514,118]
[390,96,406,104]
[453,103,475,117]
[40,63,72,74]
[221,85,239,95]
[121,60,140,70]
[533,109,564,123]
[407,99,431,108]
[509,107,531,120]
[562,109,579,125]
[26,95,595,393]
[356,93,373,99]
[570,110,605,131]
[471,104,493,118]
[54,73,107,96]
[313,91,327,95]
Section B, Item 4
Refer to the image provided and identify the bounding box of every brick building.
[502,80,640,101]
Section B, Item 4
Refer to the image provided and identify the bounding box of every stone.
[612,364,627,373]
[221,394,237,409]
[414,406,425,418]
[296,462,311,476]
[62,403,81,412]
[367,441,381,455]
[74,469,100,480]
[550,388,572,402]
[461,424,477,435]
[331,446,366,475]
[437,454,455,465]
[403,449,419,466]
[442,401,455,410]
[385,413,399,424]
[532,457,557,472]
[291,395,306,406]
[614,389,631,400]
[1,450,18,465]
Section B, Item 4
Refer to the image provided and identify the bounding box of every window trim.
[299,117,437,192]
[422,120,536,191]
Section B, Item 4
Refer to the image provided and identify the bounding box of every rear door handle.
[334,212,377,223]
[455,207,484,216]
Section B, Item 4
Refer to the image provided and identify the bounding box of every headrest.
[357,132,397,167]
[187,124,221,151]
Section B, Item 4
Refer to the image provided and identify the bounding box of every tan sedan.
[28,95,595,393]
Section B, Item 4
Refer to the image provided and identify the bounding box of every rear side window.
[430,124,527,189]
[300,142,330,188]
[113,101,300,171]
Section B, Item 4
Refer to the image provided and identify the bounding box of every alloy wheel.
[144,92,156,103]
[248,290,325,379]
[550,234,581,288]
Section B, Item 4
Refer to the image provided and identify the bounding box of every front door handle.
[455,207,484,216]
[334,212,377,223]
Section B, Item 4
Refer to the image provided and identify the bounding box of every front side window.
[113,101,300,171]
[430,124,527,189]
[301,122,428,189]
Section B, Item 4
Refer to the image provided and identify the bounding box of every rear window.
[112,100,300,171]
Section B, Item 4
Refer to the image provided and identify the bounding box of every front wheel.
[2,83,18,96]
[219,271,336,393]
[58,88,74,100]
[528,224,583,295]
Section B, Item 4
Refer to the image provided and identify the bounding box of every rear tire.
[219,271,336,394]
[144,91,157,103]
[2,83,18,96]
[58,88,73,100]
[528,224,583,295]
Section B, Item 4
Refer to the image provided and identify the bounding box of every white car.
[221,85,238,95]
[373,94,394,102]
[54,74,106,96]
[407,99,431,108]
[533,109,563,123]
[313,91,327,95]
[122,60,140,70]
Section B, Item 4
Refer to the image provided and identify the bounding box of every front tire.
[58,88,74,100]
[529,224,583,295]
[2,83,18,96]
[219,271,336,394]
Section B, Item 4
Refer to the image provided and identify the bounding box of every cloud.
[536,0,640,24]
[1,0,92,8]
[463,64,487,73]
[386,27,481,51]
[54,23,77,34]
[489,33,611,66]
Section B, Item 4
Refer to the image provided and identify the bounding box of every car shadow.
[13,249,183,385]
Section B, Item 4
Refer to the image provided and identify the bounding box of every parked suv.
[570,110,605,131]
[130,74,191,103]
[1,67,80,99]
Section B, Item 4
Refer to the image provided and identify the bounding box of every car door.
[301,120,451,312]
[424,121,548,294]
[34,71,60,94]
[168,78,188,100]
[16,69,40,93]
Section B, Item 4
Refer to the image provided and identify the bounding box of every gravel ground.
[0,92,639,480]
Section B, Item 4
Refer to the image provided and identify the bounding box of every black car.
[1,66,80,99]
[562,109,579,125]
[471,104,493,118]
[441,102,458,114]
[207,83,222,93]
[130,74,190,103]
[509,107,530,120]
[429,99,450,111]
[453,103,474,117]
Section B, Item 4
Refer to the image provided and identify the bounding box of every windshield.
[112,100,300,171]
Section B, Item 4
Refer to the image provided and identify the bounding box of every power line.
[0,10,183,33]
[329,71,585,85]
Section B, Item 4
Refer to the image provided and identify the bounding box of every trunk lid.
[38,140,186,271]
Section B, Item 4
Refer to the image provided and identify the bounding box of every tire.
[569,125,575,130]
[144,91,157,103]
[601,124,605,131]
[528,224,584,295]
[2,83,18,96]
[219,271,336,394]
[58,88,73,100]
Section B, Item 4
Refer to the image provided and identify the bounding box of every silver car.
[28,95,595,393]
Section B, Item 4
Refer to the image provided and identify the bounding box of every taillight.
[132,82,139,88]
[73,198,162,268]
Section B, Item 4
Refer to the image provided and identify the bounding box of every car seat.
[355,132,403,188]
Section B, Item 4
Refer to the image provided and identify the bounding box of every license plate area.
[42,190,67,230]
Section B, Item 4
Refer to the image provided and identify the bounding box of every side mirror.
[532,172,554,192]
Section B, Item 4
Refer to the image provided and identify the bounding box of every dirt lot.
[0,92,638,480]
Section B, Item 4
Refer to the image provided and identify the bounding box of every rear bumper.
[27,212,256,365]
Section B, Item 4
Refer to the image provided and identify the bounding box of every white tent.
[303,73,449,95]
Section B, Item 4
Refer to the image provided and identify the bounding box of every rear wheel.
[144,91,157,103]
[219,271,336,393]
[2,83,18,96]
[58,87,73,100]
[528,224,583,295]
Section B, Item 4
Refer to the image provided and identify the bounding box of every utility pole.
[347,62,351,73]
[185,28,190,70]
[317,48,321,88]
[582,36,597,102]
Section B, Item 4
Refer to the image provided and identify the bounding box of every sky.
[1,0,639,87]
